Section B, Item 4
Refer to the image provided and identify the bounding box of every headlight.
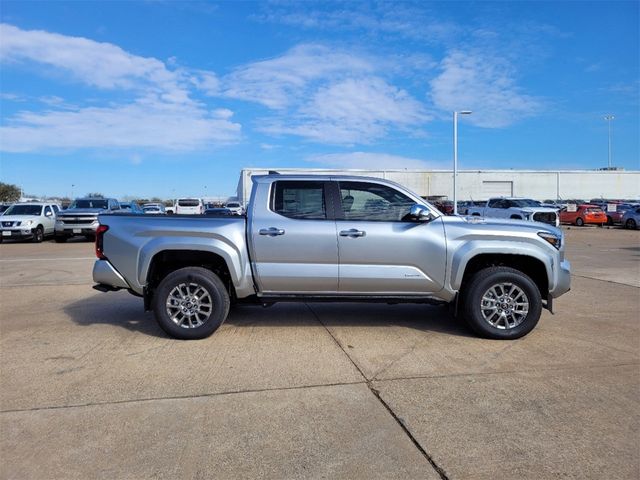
[23,220,33,227]
[538,231,561,249]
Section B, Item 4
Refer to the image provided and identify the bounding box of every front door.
[250,180,339,294]
[336,181,447,294]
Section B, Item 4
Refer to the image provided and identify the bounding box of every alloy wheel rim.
[165,282,213,329]
[480,282,529,330]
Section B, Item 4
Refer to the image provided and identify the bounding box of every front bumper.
[93,260,130,289]
[549,259,571,298]
[55,224,98,236]
[1,228,35,240]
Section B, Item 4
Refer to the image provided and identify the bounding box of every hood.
[520,207,558,214]
[58,207,106,215]
[446,215,562,236]
[1,215,41,224]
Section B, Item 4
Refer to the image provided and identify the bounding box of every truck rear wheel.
[152,267,230,340]
[461,266,542,340]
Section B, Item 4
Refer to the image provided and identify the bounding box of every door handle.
[259,227,285,236]
[339,229,366,238]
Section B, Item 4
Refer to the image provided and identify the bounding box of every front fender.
[449,241,553,292]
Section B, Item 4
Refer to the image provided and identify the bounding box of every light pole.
[453,110,472,215]
[604,114,614,169]
[71,184,75,199]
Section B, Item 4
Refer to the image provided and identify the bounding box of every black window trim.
[269,180,335,221]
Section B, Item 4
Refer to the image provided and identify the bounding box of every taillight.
[96,224,109,259]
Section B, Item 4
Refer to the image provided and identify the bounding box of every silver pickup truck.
[93,174,571,340]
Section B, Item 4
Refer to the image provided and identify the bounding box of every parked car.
[175,198,204,215]
[224,202,244,215]
[92,174,570,341]
[118,202,143,214]
[0,202,60,243]
[559,204,607,226]
[458,201,485,215]
[143,204,166,215]
[433,200,454,215]
[55,197,120,242]
[605,204,635,226]
[621,207,640,229]
[467,198,559,227]
[204,208,234,216]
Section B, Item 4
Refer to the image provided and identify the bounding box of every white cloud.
[308,152,440,169]
[0,23,241,152]
[216,44,428,144]
[219,44,376,109]
[430,50,542,128]
[262,77,428,144]
[255,3,460,44]
[0,23,182,95]
[1,95,240,152]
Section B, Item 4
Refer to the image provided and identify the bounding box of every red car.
[560,204,607,226]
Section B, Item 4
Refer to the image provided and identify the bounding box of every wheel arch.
[452,249,551,300]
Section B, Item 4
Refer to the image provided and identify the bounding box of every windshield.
[178,199,200,207]
[71,199,108,209]
[226,203,240,208]
[144,207,160,212]
[4,204,43,216]
[511,199,542,207]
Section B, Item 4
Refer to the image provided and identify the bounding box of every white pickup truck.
[467,198,559,227]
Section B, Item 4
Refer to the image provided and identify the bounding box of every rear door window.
[272,181,326,220]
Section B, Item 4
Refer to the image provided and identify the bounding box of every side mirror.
[409,204,434,221]
[45,211,53,217]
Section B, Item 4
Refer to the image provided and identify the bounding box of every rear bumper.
[93,260,130,289]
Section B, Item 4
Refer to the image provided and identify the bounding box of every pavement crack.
[369,386,450,480]
[0,380,366,414]
[572,274,639,288]
[305,303,449,479]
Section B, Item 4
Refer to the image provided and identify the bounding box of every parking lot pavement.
[0,238,95,287]
[563,226,640,287]
[1,229,639,479]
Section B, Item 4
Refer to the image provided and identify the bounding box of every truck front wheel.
[153,267,230,340]
[461,266,542,340]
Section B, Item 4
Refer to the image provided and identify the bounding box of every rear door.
[250,180,339,294]
[335,181,446,294]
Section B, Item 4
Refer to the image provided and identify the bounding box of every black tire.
[461,266,542,340]
[0,236,3,244]
[85,234,96,242]
[54,235,68,243]
[152,267,230,340]
[32,226,44,243]
[575,217,584,226]
[606,216,613,226]
[626,218,637,229]
[472,213,480,216]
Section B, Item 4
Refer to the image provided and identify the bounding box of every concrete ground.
[0,227,638,479]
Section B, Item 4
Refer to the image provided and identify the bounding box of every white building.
[236,168,640,205]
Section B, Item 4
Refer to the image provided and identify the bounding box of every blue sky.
[1,0,638,199]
